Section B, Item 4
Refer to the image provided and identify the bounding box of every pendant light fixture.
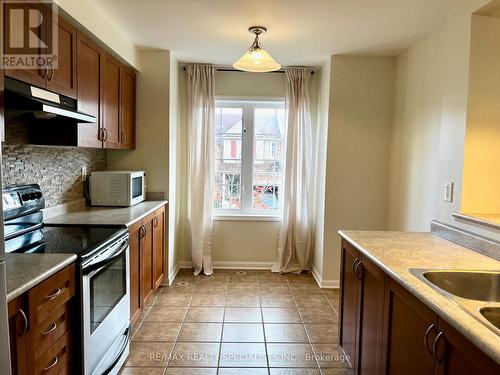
[233,26,281,73]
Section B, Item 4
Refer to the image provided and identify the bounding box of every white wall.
[54,0,139,69]
[461,15,500,215]
[322,56,395,285]
[388,0,500,241]
[107,50,170,197]
[311,60,331,284]
[388,29,444,231]
[168,54,181,282]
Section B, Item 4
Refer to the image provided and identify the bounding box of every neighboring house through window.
[214,100,286,216]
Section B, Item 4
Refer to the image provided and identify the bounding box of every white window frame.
[214,97,286,220]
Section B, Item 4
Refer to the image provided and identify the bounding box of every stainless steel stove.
[3,184,130,375]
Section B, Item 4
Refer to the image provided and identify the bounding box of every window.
[214,100,286,216]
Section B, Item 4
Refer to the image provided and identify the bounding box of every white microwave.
[89,171,146,206]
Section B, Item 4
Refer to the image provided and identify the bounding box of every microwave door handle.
[83,239,129,276]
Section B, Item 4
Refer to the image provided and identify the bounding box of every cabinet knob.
[153,216,159,228]
[121,131,126,144]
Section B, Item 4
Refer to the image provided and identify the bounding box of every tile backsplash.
[2,144,106,207]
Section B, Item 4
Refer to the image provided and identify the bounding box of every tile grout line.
[215,274,229,373]
[288,275,323,371]
[165,273,198,371]
[258,273,271,374]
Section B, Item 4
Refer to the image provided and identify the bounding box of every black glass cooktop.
[5,225,127,260]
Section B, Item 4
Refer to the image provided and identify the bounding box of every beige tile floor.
[121,269,351,375]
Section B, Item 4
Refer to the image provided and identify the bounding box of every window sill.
[213,214,281,222]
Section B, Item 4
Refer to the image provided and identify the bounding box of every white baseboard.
[176,260,273,270]
[168,263,181,285]
[312,264,339,289]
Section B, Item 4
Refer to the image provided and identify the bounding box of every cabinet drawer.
[30,330,72,375]
[27,303,72,365]
[28,265,75,327]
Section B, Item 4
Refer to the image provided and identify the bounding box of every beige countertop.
[44,200,168,227]
[338,230,500,364]
[5,253,77,302]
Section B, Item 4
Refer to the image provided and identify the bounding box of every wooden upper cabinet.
[120,66,136,149]
[3,3,47,87]
[101,52,122,149]
[384,278,437,375]
[76,31,102,148]
[153,206,166,289]
[47,15,77,98]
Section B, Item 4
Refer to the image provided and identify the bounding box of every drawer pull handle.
[42,356,58,371]
[44,288,62,300]
[41,322,58,336]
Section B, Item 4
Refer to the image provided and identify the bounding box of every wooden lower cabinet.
[339,241,385,373]
[152,206,166,289]
[384,278,437,375]
[8,264,75,375]
[129,204,167,324]
[339,239,500,375]
[129,221,142,324]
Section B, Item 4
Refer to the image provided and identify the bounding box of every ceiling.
[97,0,449,67]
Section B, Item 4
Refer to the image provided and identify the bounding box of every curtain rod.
[182,65,315,75]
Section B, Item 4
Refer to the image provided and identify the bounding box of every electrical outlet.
[444,182,454,202]
[81,166,87,181]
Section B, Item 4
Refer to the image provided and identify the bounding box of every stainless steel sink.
[480,307,500,330]
[422,270,499,302]
[410,269,500,336]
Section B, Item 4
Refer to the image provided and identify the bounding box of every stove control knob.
[21,194,29,201]
[35,192,42,199]
[29,192,37,200]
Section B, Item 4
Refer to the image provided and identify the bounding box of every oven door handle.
[101,326,130,375]
[82,239,128,276]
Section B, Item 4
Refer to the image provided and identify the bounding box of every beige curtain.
[186,64,215,276]
[273,67,313,274]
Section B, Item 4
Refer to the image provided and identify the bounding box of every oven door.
[82,235,130,375]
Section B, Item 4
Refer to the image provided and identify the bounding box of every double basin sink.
[410,269,500,335]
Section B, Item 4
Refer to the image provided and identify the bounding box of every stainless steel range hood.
[4,77,96,124]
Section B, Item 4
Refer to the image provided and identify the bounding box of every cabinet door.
[46,15,76,98]
[101,52,122,149]
[140,219,154,307]
[76,31,102,148]
[357,256,385,375]
[129,222,142,325]
[3,2,47,88]
[384,278,436,375]
[8,295,28,375]
[339,240,362,368]
[120,66,135,149]
[433,318,499,375]
[152,206,166,289]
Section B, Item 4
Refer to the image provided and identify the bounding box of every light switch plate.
[444,182,454,202]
